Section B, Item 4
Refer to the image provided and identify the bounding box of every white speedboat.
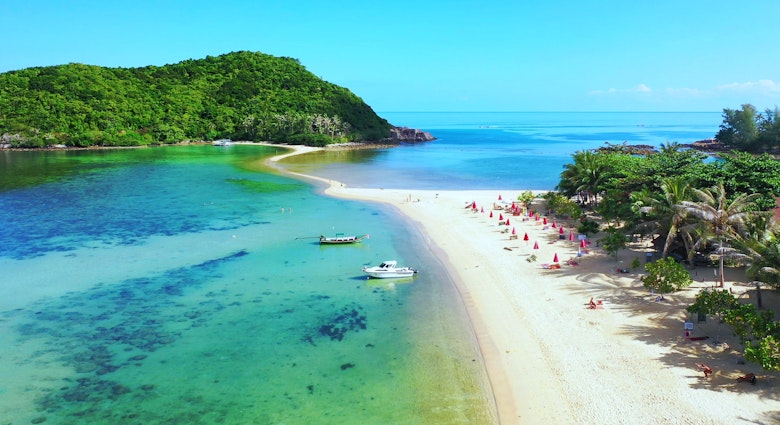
[362,260,417,279]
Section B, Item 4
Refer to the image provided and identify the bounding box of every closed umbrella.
[499,213,504,221]
[512,227,516,235]
[506,218,510,226]
[523,233,529,241]
[569,232,575,241]
[533,241,539,249]
[489,211,493,218]
[559,226,564,235]
[553,253,559,263]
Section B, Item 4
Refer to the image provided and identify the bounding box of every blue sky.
[2,0,778,112]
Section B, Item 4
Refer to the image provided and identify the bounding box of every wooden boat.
[319,233,368,245]
[362,260,417,279]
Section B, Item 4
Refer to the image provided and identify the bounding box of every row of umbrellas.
[477,195,589,263]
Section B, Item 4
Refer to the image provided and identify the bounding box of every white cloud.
[715,79,780,93]
[589,84,652,95]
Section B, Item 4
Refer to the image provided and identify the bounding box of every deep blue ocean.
[283,112,721,189]
[0,112,721,424]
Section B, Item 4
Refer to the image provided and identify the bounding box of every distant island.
[0,51,434,149]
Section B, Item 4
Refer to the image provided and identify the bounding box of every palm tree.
[559,150,606,205]
[632,176,695,258]
[679,183,761,287]
[730,213,780,308]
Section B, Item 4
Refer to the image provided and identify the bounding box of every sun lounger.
[587,298,604,309]
[737,373,757,385]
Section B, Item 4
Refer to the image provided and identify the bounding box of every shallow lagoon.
[0,145,495,424]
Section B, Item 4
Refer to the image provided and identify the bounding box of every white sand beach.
[270,145,780,424]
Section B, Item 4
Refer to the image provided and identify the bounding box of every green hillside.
[0,51,392,147]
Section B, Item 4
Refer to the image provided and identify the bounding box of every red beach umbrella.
[533,241,539,249]
[489,211,493,218]
[552,221,557,228]
[543,217,548,225]
[481,206,485,213]
[553,253,559,263]
[511,202,516,209]
[506,218,510,226]
[559,226,564,235]
[499,213,504,221]
[523,233,529,241]
[580,239,587,248]
[471,201,477,209]
[512,227,516,235]
[498,194,502,200]
[569,232,575,241]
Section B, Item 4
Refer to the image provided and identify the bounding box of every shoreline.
[267,144,779,424]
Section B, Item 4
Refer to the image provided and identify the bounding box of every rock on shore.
[388,126,436,143]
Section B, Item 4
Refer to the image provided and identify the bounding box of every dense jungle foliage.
[0,51,393,147]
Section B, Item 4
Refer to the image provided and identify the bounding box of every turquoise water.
[0,112,724,424]
[0,145,494,424]
[283,111,722,189]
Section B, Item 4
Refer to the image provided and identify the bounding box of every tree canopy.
[716,104,780,153]
[0,51,393,147]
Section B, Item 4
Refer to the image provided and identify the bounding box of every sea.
[0,112,720,424]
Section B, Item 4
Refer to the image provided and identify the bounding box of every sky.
[1,0,779,112]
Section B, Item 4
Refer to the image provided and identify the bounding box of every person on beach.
[696,363,713,378]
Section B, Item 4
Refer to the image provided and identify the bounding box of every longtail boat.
[319,233,369,245]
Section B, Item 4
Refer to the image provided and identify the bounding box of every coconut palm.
[631,176,696,258]
[559,150,606,205]
[731,213,780,307]
[679,183,761,287]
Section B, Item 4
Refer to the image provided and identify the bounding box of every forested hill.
[0,51,393,148]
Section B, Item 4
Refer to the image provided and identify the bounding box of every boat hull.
[319,234,368,245]
[361,261,417,279]
[362,269,417,279]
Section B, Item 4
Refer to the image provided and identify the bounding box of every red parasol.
[499,213,504,221]
[543,217,548,225]
[512,227,516,235]
[533,241,539,249]
[481,206,484,213]
[505,218,510,226]
[523,233,529,241]
[569,232,575,241]
[553,253,559,263]
[580,239,587,248]
[559,226,564,234]
[552,221,557,228]
[471,201,477,209]
[498,194,502,200]
[489,211,493,218]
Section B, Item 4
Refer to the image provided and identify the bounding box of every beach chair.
[737,373,757,385]
[587,298,604,309]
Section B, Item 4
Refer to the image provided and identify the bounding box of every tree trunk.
[718,238,725,288]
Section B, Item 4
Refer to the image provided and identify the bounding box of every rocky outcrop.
[683,138,726,152]
[387,126,436,143]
